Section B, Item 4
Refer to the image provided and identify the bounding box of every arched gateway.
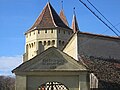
[38,81,69,90]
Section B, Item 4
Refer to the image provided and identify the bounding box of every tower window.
[26,44,28,52]
[51,30,53,33]
[31,43,34,48]
[34,42,35,46]
[29,44,31,48]
[52,40,55,45]
[38,30,40,34]
[39,41,42,46]
[39,41,42,44]
[44,41,46,45]
[48,41,50,46]
[59,40,61,46]
[45,30,47,33]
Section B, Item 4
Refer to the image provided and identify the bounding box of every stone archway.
[37,81,69,90]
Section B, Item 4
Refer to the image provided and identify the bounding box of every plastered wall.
[78,34,120,59]
[27,74,89,90]
[24,28,72,61]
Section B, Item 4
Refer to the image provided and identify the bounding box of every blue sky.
[0,0,120,75]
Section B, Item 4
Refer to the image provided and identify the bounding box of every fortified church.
[13,2,120,90]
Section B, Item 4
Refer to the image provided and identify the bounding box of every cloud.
[0,55,22,76]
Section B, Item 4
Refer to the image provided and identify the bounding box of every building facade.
[23,2,73,61]
[13,2,120,90]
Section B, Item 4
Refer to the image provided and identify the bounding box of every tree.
[0,76,15,90]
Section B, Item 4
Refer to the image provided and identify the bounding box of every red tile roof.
[71,14,79,33]
[27,2,71,33]
[60,9,69,26]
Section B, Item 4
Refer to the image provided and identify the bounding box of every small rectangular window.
[45,30,47,33]
[38,30,40,34]
[48,41,50,45]
[51,30,53,33]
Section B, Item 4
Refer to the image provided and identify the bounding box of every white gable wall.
[63,33,78,60]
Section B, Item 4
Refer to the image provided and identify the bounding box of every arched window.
[37,81,69,90]
[52,40,55,45]
[31,43,34,48]
[59,40,61,46]
[38,30,40,34]
[26,44,28,53]
[29,32,31,36]
[51,29,53,33]
[48,41,50,46]
[29,44,31,48]
[45,30,47,33]
[39,41,42,44]
[44,41,46,45]
[26,44,28,48]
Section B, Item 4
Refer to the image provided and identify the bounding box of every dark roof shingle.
[81,55,120,89]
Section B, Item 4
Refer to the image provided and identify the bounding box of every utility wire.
[87,0,120,34]
[65,22,120,53]
[79,0,120,37]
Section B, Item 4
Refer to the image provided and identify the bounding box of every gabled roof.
[13,47,87,73]
[60,9,69,26]
[71,13,79,33]
[27,2,71,32]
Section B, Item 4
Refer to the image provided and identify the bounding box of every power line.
[87,0,120,34]
[79,0,120,37]
[79,22,120,46]
[65,22,120,53]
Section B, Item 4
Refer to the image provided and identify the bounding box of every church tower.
[23,2,73,61]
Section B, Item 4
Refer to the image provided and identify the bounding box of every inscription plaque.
[41,59,65,69]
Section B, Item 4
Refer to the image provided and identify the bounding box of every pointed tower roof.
[59,1,68,26]
[71,8,79,33]
[27,2,71,32]
[60,10,69,26]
